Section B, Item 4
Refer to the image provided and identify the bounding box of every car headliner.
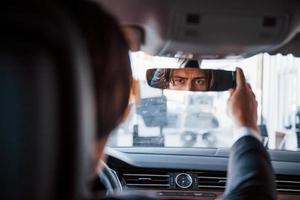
[98,0,300,59]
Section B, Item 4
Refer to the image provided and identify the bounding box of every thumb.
[228,88,234,97]
[236,67,246,89]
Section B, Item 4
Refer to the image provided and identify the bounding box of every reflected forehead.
[172,69,206,77]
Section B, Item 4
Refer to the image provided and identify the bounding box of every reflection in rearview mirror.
[146,68,236,92]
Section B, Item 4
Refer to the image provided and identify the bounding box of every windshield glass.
[107,52,300,151]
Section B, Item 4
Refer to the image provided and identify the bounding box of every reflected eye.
[194,79,206,85]
[174,78,186,85]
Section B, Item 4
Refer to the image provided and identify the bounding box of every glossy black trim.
[105,147,300,176]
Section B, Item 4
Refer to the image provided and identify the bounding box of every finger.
[228,88,234,96]
[236,67,246,88]
[246,84,256,98]
[247,83,252,89]
[252,91,256,98]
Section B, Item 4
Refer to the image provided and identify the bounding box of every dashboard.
[105,147,300,200]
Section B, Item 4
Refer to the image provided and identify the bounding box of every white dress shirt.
[233,127,261,144]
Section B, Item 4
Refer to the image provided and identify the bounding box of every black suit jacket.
[221,136,276,200]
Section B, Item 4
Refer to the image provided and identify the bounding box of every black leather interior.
[0,1,95,200]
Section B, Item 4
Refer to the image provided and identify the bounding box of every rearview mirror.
[146,68,236,92]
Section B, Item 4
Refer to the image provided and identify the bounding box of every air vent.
[122,173,170,189]
[276,176,300,193]
[197,174,300,193]
[197,174,227,189]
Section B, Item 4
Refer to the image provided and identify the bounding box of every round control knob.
[175,173,193,188]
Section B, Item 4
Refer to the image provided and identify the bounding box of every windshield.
[107,52,300,151]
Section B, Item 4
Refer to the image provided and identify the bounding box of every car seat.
[0,0,95,199]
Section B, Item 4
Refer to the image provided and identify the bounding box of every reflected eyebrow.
[193,77,206,79]
[173,76,188,79]
[173,76,206,80]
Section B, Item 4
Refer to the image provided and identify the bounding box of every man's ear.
[90,136,108,176]
[117,78,140,124]
[118,104,131,124]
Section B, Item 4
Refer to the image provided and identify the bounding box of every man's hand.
[228,68,259,134]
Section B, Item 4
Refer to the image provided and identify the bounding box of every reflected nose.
[183,81,193,91]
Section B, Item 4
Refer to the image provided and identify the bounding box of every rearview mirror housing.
[146,68,236,92]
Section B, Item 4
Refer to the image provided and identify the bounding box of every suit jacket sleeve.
[222,136,276,200]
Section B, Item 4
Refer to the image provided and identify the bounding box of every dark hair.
[69,0,132,139]
[180,59,201,68]
[149,68,172,89]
